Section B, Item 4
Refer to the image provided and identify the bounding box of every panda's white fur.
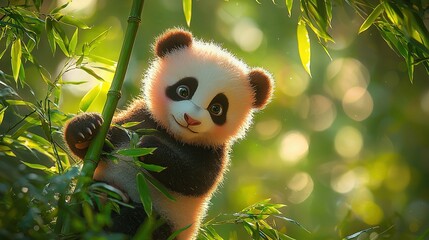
[65,28,274,240]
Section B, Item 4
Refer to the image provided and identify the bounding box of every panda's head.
[143,29,274,147]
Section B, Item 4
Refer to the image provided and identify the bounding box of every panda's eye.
[176,85,190,99]
[209,103,223,116]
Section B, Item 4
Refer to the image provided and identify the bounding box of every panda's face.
[144,43,255,146]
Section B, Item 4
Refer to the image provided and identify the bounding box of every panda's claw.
[78,132,85,139]
[86,127,93,135]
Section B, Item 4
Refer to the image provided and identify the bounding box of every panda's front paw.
[64,113,104,158]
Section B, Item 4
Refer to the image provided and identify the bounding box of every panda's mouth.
[172,115,198,134]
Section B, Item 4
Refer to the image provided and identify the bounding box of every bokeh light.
[306,95,336,131]
[334,126,363,159]
[286,172,314,204]
[342,87,373,121]
[279,131,309,164]
[232,18,263,52]
[325,58,370,100]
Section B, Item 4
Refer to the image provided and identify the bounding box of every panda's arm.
[139,135,225,196]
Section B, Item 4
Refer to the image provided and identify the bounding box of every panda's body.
[64,29,274,239]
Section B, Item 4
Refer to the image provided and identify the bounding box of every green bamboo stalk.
[58,0,145,234]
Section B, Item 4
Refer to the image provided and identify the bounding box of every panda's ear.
[248,68,274,109]
[155,29,193,58]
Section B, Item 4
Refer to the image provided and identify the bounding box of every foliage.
[1,0,429,240]
[290,0,429,81]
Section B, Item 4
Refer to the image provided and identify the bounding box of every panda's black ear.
[248,68,274,109]
[155,29,193,58]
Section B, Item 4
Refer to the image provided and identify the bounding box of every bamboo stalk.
[58,0,145,234]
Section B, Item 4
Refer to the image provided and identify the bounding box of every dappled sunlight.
[342,87,374,121]
[325,58,370,100]
[286,172,314,204]
[277,65,310,97]
[306,95,336,131]
[334,126,363,159]
[57,0,98,17]
[278,131,309,164]
[232,18,263,52]
[255,118,282,140]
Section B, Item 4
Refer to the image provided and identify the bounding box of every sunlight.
[334,126,363,159]
[307,95,336,131]
[287,172,314,204]
[57,0,98,17]
[342,87,373,121]
[279,131,309,164]
[255,119,282,140]
[232,18,263,52]
[277,65,310,97]
[325,58,370,100]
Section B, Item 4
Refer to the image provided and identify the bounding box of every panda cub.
[64,28,274,239]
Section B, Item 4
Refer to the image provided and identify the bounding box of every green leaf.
[183,0,192,27]
[51,1,70,14]
[359,3,385,34]
[137,173,152,216]
[285,0,293,17]
[11,39,22,82]
[59,15,90,29]
[69,28,78,55]
[145,173,176,201]
[0,106,7,125]
[21,161,56,173]
[406,44,415,83]
[167,224,192,240]
[80,66,104,81]
[79,83,102,112]
[134,161,166,173]
[84,29,110,55]
[116,147,156,157]
[52,24,70,57]
[297,19,311,77]
[45,18,56,54]
[120,121,142,128]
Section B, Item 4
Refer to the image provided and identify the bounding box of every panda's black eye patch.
[208,93,228,125]
[166,77,198,101]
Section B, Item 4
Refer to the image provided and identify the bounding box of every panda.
[64,28,274,239]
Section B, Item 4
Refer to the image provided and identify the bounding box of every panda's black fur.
[64,28,274,239]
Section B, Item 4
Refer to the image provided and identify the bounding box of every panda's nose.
[184,113,201,126]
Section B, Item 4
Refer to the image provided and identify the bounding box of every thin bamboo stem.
[57,0,145,234]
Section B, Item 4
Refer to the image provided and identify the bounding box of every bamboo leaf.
[116,147,156,157]
[297,19,311,77]
[80,66,104,81]
[45,18,56,54]
[145,173,176,201]
[359,3,384,34]
[85,29,110,55]
[285,0,293,17]
[120,121,142,128]
[79,83,102,112]
[69,28,78,55]
[183,0,192,27]
[59,15,90,29]
[134,161,166,173]
[137,173,152,216]
[406,44,415,83]
[11,39,22,82]
[0,106,7,125]
[167,224,192,240]
[51,1,70,14]
[21,161,56,173]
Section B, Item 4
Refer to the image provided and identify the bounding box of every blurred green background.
[3,0,429,239]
